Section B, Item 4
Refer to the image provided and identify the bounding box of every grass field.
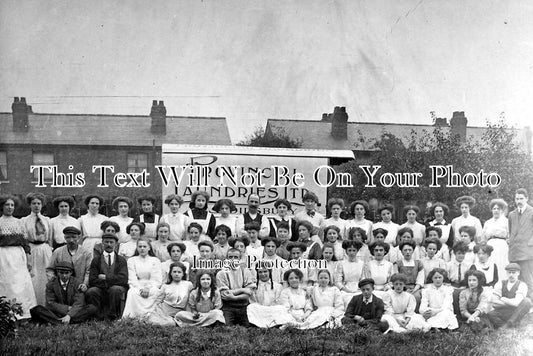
[1,316,533,356]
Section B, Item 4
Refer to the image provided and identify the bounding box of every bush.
[0,296,23,338]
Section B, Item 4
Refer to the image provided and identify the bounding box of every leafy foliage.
[0,296,23,338]
[329,121,533,222]
[237,126,302,148]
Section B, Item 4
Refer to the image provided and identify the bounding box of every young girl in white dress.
[247,267,291,328]
[118,222,145,260]
[324,225,344,261]
[212,199,238,238]
[109,196,134,244]
[149,262,193,326]
[302,269,344,329]
[336,239,364,306]
[279,269,313,329]
[122,238,162,319]
[152,223,171,262]
[420,268,458,330]
[160,194,188,241]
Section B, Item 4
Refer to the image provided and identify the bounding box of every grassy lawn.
[2,315,533,356]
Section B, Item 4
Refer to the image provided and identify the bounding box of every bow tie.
[307,211,315,217]
[364,298,371,304]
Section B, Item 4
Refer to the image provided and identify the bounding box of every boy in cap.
[46,226,92,291]
[85,233,128,320]
[30,261,97,324]
[483,263,532,328]
[342,278,389,332]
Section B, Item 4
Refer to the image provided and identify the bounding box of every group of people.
[0,188,531,333]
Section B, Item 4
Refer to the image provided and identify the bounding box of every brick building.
[0,97,231,217]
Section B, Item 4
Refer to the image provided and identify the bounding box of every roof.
[265,119,531,152]
[162,144,355,158]
[0,112,231,147]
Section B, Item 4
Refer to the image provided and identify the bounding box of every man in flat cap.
[482,263,532,328]
[30,261,97,324]
[85,233,128,320]
[47,226,92,292]
[342,278,389,332]
[508,188,533,300]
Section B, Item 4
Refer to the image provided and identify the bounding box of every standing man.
[508,188,533,300]
[235,194,270,238]
[85,233,128,320]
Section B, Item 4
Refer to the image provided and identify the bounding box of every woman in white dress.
[279,269,313,329]
[109,196,134,244]
[381,273,428,333]
[347,200,373,241]
[122,237,162,319]
[420,268,458,330]
[324,198,349,240]
[301,269,344,329]
[363,241,394,298]
[78,194,107,257]
[336,239,365,306]
[482,199,509,278]
[152,222,172,262]
[212,199,238,238]
[149,262,193,326]
[0,195,36,319]
[324,226,344,261]
[451,196,483,243]
[247,267,291,328]
[399,205,426,247]
[373,204,399,246]
[21,192,53,306]
[160,194,189,241]
[49,196,80,250]
[118,222,145,259]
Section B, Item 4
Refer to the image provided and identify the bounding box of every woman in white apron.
[134,195,160,241]
[160,194,189,241]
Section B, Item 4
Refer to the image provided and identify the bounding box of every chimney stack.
[433,117,448,127]
[331,106,348,140]
[12,97,30,132]
[150,99,166,134]
[450,111,467,142]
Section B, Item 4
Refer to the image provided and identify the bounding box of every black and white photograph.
[1,1,532,355]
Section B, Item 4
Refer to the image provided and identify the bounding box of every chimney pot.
[14,97,19,102]
[159,100,164,106]
[21,97,26,104]
[152,100,157,106]
[150,99,166,134]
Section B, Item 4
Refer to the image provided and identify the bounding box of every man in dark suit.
[85,233,128,320]
[30,261,97,324]
[341,278,389,332]
[508,188,533,300]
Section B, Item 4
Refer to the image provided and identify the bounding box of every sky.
[1,0,532,143]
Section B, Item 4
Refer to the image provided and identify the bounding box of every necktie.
[107,253,112,266]
[35,215,46,236]
[364,298,370,304]
[307,211,315,217]
[458,263,462,282]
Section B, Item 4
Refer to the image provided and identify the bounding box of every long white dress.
[336,259,364,306]
[21,213,53,306]
[122,255,162,319]
[419,284,458,330]
[279,287,313,327]
[482,216,509,279]
[247,281,292,328]
[381,290,428,333]
[78,213,107,257]
[148,280,193,326]
[0,215,37,319]
[302,285,344,329]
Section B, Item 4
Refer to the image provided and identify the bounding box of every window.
[127,153,148,173]
[33,152,54,181]
[0,151,7,181]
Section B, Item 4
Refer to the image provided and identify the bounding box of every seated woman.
[419,268,458,330]
[175,270,225,327]
[470,243,499,288]
[161,242,189,284]
[279,269,313,329]
[301,269,344,329]
[151,223,172,262]
[122,237,162,319]
[420,237,447,280]
[362,241,394,298]
[212,199,238,238]
[459,270,491,332]
[393,240,424,309]
[184,191,216,240]
[213,224,232,261]
[149,262,193,326]
[346,227,370,263]
[321,243,340,287]
[336,239,365,306]
[118,222,146,260]
[247,267,291,328]
[381,273,428,333]
[387,227,422,264]
[423,226,451,262]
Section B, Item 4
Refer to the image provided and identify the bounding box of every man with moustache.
[236,194,270,238]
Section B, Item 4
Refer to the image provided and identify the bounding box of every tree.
[328,121,533,222]
[237,126,302,148]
